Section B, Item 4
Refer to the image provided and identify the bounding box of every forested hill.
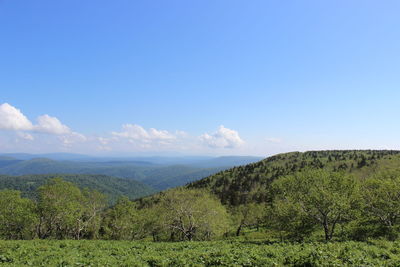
[0,174,154,204]
[0,156,262,191]
[188,150,400,206]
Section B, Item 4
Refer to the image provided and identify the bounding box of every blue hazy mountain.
[0,155,262,190]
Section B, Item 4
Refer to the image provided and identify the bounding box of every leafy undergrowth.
[0,240,400,266]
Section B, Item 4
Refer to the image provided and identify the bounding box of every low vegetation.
[2,151,400,242]
[2,150,400,265]
[1,240,400,266]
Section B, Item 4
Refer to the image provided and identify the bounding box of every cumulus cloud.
[0,103,251,153]
[112,124,176,143]
[0,103,78,135]
[200,125,244,148]
[0,103,33,131]
[35,114,71,134]
[0,103,85,147]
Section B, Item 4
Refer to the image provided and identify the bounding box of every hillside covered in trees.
[188,150,400,205]
[3,150,400,243]
[0,174,154,204]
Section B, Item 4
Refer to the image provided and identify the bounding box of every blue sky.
[1,0,400,156]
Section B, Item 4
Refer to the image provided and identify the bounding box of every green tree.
[139,205,166,242]
[79,189,107,239]
[231,203,265,236]
[362,170,400,239]
[272,170,359,241]
[267,199,316,241]
[37,178,86,239]
[0,190,38,239]
[157,188,230,241]
[101,197,142,240]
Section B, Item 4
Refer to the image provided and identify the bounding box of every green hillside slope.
[137,165,228,190]
[188,150,400,205]
[0,174,154,204]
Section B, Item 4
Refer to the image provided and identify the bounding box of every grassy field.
[1,239,400,266]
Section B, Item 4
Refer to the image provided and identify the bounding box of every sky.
[1,0,400,157]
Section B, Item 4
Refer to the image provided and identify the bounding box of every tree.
[272,170,359,241]
[157,188,230,241]
[139,205,166,242]
[101,197,142,240]
[267,199,316,241]
[0,190,38,239]
[231,203,265,236]
[362,170,400,239]
[37,178,86,239]
[79,189,107,239]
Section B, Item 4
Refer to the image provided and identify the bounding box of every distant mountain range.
[0,154,262,191]
[0,173,154,204]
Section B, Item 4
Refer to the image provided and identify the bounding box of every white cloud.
[0,103,33,131]
[112,124,149,140]
[200,125,244,148]
[35,114,71,135]
[112,124,176,143]
[148,128,176,140]
[0,104,254,154]
[0,103,86,148]
[0,103,75,135]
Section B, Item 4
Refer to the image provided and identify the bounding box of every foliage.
[3,151,400,243]
[37,179,107,240]
[0,190,38,240]
[271,170,360,241]
[0,173,154,204]
[361,169,400,240]
[1,240,400,266]
[267,197,316,241]
[155,188,231,241]
[230,203,266,236]
[188,150,400,206]
[37,179,87,239]
[101,197,143,240]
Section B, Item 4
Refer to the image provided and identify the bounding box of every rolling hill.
[137,165,228,190]
[0,156,262,191]
[0,173,154,204]
[188,150,400,205]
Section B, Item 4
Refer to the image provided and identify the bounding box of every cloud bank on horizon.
[0,103,250,155]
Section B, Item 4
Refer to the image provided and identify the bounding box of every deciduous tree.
[272,170,359,241]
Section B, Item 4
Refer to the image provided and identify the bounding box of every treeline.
[2,168,400,242]
[0,178,233,241]
[188,150,400,206]
[0,174,154,204]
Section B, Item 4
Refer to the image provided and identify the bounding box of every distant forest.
[0,156,261,191]
[2,150,400,242]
